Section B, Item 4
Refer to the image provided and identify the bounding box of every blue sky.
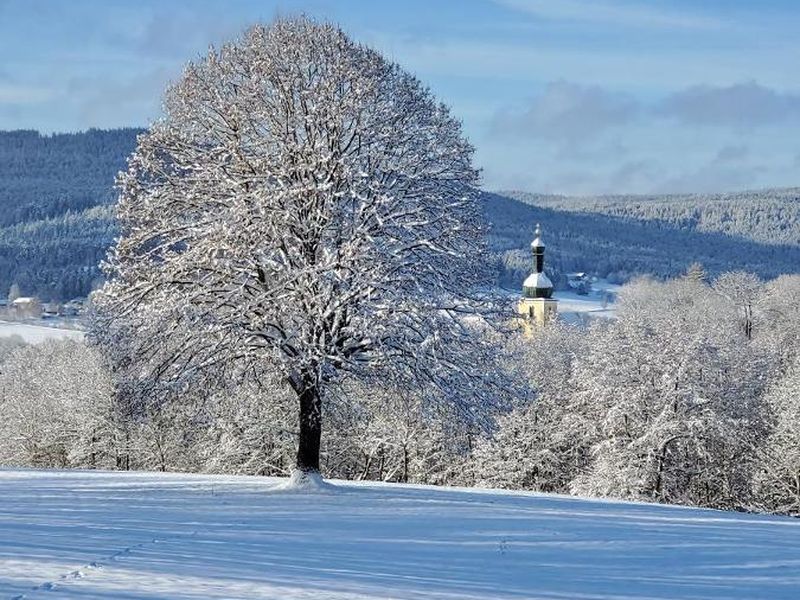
[1,0,799,194]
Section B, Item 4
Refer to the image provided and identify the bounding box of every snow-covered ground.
[2,470,799,600]
[553,290,615,323]
[0,320,84,344]
[554,280,620,324]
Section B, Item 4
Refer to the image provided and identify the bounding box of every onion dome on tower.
[522,224,554,299]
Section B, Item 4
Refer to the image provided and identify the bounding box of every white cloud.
[0,83,53,104]
[492,0,724,30]
[658,163,766,194]
[490,81,638,141]
[369,33,799,93]
[66,68,175,128]
[133,9,248,59]
[659,82,800,128]
[714,144,749,163]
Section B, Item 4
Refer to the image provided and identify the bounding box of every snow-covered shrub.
[0,339,115,468]
[468,323,590,492]
[751,359,800,515]
[319,382,476,484]
[191,381,297,476]
[0,334,27,363]
[469,394,588,492]
[569,278,770,508]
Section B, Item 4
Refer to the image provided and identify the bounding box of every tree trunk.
[744,304,753,340]
[296,380,322,473]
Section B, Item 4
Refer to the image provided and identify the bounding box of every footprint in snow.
[63,570,84,580]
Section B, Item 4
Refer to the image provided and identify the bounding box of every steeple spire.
[531,223,545,273]
[522,223,553,299]
[518,222,558,327]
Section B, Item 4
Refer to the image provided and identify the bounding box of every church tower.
[518,224,558,327]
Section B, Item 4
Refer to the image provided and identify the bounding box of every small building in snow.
[10,297,42,319]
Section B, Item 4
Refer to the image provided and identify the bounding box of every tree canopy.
[93,17,507,475]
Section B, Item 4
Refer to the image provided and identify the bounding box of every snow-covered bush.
[569,278,770,508]
[468,323,590,492]
[751,358,800,515]
[0,339,115,467]
[190,380,297,476]
[314,381,475,484]
[0,334,27,363]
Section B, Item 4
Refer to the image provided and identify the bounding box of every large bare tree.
[92,17,506,477]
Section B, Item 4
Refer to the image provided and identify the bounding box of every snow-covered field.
[2,470,799,600]
[553,280,619,323]
[553,290,615,322]
[0,320,84,344]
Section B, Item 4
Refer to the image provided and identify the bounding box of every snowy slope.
[2,470,799,600]
[553,290,616,323]
[553,280,620,324]
[0,320,84,344]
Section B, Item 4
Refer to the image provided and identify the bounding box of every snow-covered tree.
[758,274,800,370]
[92,17,508,478]
[684,262,708,283]
[7,282,20,302]
[0,340,115,468]
[752,358,800,515]
[468,322,590,492]
[341,383,475,484]
[569,278,769,508]
[713,271,762,340]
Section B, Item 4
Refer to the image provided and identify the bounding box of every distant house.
[10,297,42,319]
[42,302,62,319]
[566,273,592,295]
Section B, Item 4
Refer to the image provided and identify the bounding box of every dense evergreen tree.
[0,129,139,300]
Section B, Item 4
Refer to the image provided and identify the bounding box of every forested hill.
[0,129,141,226]
[1,128,799,300]
[0,129,140,300]
[487,189,800,288]
[508,188,800,246]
